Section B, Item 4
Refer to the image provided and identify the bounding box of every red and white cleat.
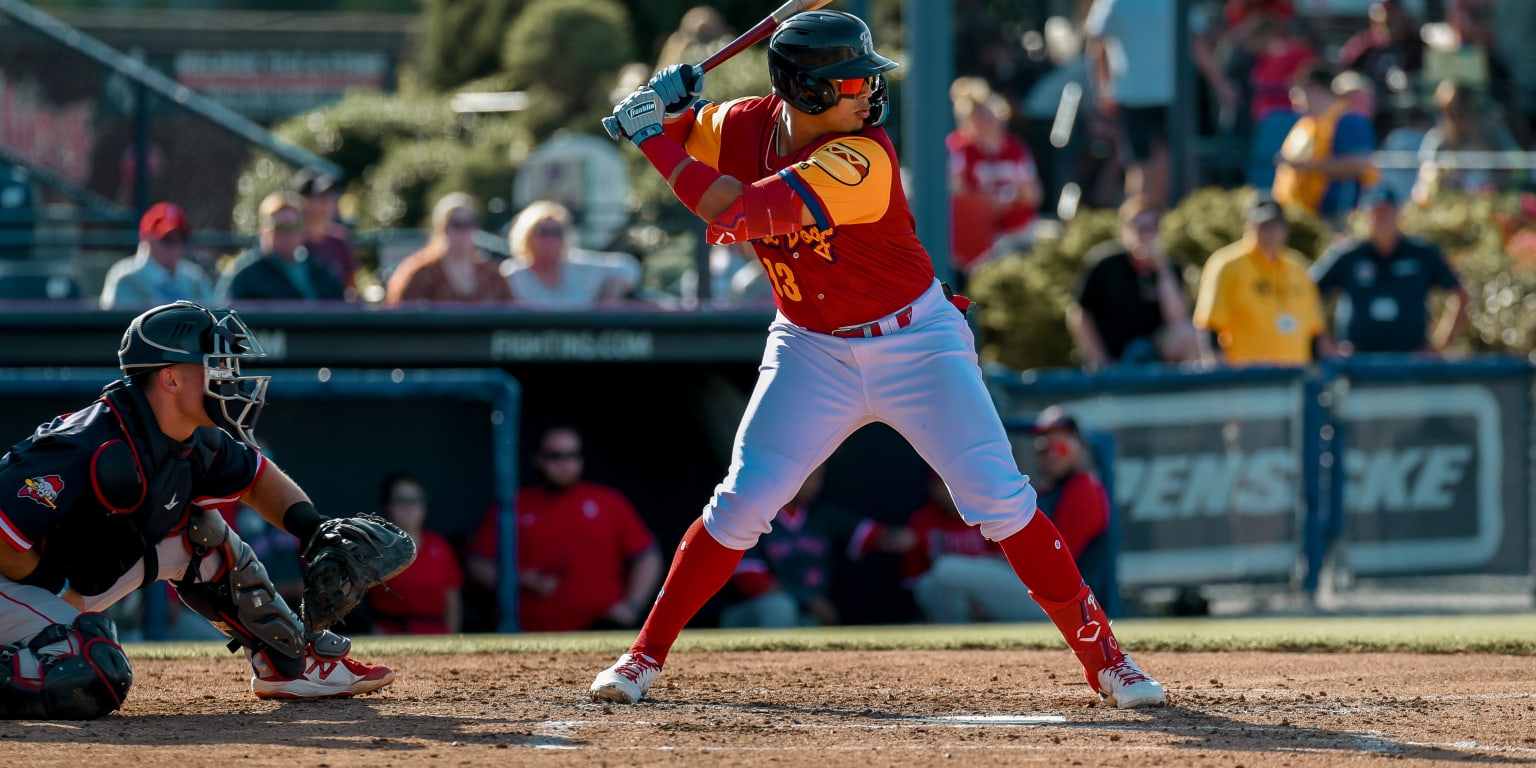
[1097,655,1166,709]
[589,652,662,704]
[251,646,395,699]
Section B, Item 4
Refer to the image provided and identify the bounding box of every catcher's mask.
[119,300,270,447]
[768,10,898,127]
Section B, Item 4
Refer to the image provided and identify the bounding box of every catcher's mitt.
[300,514,417,632]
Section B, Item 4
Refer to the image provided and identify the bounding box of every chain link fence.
[0,0,337,297]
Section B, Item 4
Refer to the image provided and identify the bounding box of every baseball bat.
[603,0,834,140]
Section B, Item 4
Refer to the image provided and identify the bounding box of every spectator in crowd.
[1310,187,1469,356]
[1068,195,1198,370]
[655,5,733,69]
[1028,407,1120,618]
[1194,196,1329,365]
[215,192,347,303]
[293,169,358,296]
[1244,15,1317,125]
[719,465,906,628]
[1420,0,1510,107]
[501,201,641,308]
[1273,68,1378,224]
[1333,70,1378,121]
[464,426,661,632]
[367,472,463,635]
[1336,0,1423,115]
[99,202,215,310]
[947,77,1042,275]
[386,192,514,306]
[1085,0,1175,206]
[1413,79,1520,202]
[887,470,1034,624]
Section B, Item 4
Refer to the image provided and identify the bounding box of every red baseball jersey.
[480,481,654,633]
[898,501,1003,582]
[946,129,1039,235]
[368,529,463,635]
[682,95,936,332]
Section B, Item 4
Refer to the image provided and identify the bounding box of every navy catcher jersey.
[0,381,264,595]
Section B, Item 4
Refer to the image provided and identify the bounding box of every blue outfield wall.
[987,355,1536,593]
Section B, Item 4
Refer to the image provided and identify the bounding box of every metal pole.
[902,0,954,284]
[133,80,151,215]
[1169,0,1195,202]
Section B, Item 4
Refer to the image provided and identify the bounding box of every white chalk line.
[525,716,1536,756]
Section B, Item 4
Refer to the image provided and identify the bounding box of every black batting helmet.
[768,10,898,126]
[119,300,270,446]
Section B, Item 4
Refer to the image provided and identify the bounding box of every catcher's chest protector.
[17,386,195,596]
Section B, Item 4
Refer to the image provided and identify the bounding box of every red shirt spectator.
[896,499,1001,584]
[1224,0,1294,27]
[367,472,464,635]
[947,78,1041,272]
[1247,21,1316,121]
[471,481,656,632]
[466,426,661,632]
[369,528,463,635]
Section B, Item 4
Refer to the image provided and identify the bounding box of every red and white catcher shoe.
[251,645,395,699]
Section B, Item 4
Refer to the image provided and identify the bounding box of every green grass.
[126,613,1536,660]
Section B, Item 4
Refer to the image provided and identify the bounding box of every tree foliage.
[417,0,528,92]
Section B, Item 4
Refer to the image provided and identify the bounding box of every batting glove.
[611,87,665,147]
[649,64,705,118]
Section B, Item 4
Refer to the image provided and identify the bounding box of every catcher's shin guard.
[0,613,132,720]
[1036,582,1123,693]
[177,509,308,676]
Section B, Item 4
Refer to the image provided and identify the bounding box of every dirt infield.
[5,649,1534,767]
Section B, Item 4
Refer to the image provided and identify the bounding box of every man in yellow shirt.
[1194,197,1330,366]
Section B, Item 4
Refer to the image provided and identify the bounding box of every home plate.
[916,715,1067,725]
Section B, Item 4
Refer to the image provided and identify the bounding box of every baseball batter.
[0,301,411,718]
[592,10,1164,709]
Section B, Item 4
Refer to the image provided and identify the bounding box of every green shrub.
[1399,191,1536,355]
[502,0,634,140]
[417,0,528,92]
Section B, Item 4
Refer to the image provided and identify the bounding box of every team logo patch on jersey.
[19,475,63,509]
[808,143,872,186]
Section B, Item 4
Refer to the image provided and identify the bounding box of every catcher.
[0,300,416,718]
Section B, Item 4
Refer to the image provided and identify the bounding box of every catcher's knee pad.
[177,524,306,662]
[0,613,133,720]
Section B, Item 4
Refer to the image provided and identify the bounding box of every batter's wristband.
[283,500,326,545]
[641,137,720,215]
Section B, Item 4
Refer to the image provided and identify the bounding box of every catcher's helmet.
[119,300,269,446]
[768,10,898,126]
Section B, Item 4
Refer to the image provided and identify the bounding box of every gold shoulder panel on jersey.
[789,136,892,226]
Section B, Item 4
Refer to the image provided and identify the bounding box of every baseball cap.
[293,168,340,197]
[139,202,190,242]
[1030,405,1080,436]
[1247,196,1285,226]
[1359,186,1399,209]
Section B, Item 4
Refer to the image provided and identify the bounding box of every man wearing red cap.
[99,202,215,310]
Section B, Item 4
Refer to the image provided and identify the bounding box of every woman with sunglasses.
[501,200,640,308]
[385,192,513,306]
